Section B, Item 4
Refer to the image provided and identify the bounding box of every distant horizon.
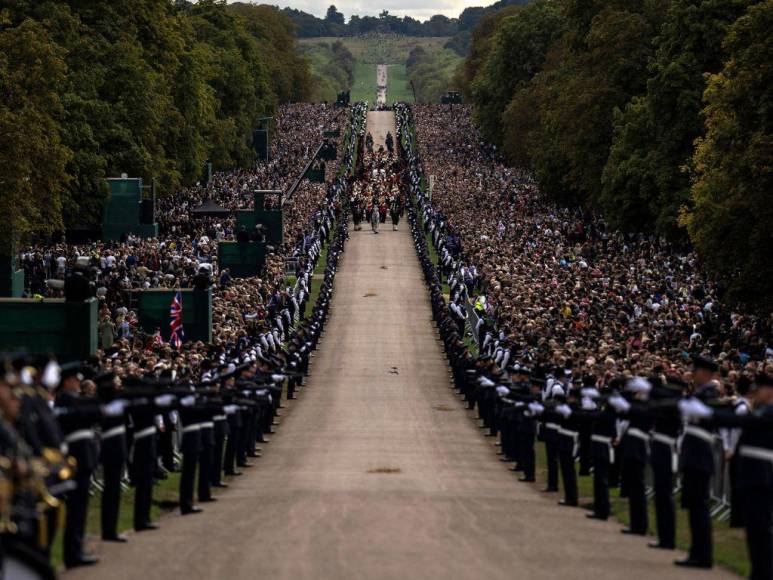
[228,0,500,21]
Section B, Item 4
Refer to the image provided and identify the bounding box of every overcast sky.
[236,1,498,21]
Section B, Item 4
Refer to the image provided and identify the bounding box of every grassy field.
[299,35,450,65]
[530,443,749,576]
[350,62,413,104]
[300,35,452,104]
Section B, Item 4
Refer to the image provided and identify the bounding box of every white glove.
[679,398,714,421]
[528,402,544,415]
[223,404,239,415]
[581,397,598,411]
[154,394,175,407]
[180,395,196,407]
[608,395,631,413]
[555,404,572,418]
[102,400,127,417]
[496,385,510,397]
[271,374,286,382]
[478,377,495,388]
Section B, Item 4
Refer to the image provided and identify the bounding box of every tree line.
[275,1,531,51]
[460,0,772,310]
[0,0,312,248]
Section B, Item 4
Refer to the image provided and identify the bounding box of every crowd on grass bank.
[397,102,772,578]
[18,104,347,356]
[407,103,771,388]
[0,103,366,574]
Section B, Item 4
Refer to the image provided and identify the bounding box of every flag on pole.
[169,290,184,348]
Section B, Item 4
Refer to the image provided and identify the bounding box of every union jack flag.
[169,290,184,349]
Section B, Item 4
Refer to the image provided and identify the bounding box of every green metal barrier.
[218,242,266,278]
[102,177,158,241]
[137,288,212,343]
[306,168,325,183]
[0,298,98,360]
[0,256,24,298]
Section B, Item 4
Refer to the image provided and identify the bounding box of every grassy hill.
[349,62,414,103]
[299,35,450,65]
[300,34,458,104]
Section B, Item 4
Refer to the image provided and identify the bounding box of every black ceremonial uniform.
[540,413,560,493]
[198,402,218,502]
[128,397,159,531]
[587,403,616,520]
[17,387,66,553]
[620,405,652,535]
[648,384,682,549]
[178,402,203,514]
[211,408,229,487]
[99,410,128,540]
[734,405,773,580]
[555,408,579,506]
[709,381,773,580]
[55,391,100,568]
[678,383,720,567]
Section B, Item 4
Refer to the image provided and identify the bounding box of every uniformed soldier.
[552,388,579,507]
[178,389,203,516]
[13,357,66,554]
[539,381,563,493]
[647,376,684,550]
[515,376,544,483]
[720,375,751,528]
[581,379,616,521]
[675,355,720,569]
[616,377,654,536]
[55,364,103,568]
[679,371,773,578]
[95,372,129,542]
[125,376,161,532]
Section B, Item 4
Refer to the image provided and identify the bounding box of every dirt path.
[66,113,735,580]
[366,111,394,150]
[376,64,387,106]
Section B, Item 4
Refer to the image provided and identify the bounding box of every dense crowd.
[408,103,771,390]
[0,103,365,574]
[397,103,772,578]
[19,104,347,353]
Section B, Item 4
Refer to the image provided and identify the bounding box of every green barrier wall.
[218,242,266,278]
[0,298,98,360]
[102,178,158,241]
[137,288,212,343]
[0,256,24,298]
[235,192,284,248]
[307,168,325,183]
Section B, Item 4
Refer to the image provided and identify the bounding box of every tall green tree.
[0,18,71,249]
[684,0,773,309]
[469,0,564,144]
[601,0,755,236]
[0,0,312,237]
[503,2,662,204]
